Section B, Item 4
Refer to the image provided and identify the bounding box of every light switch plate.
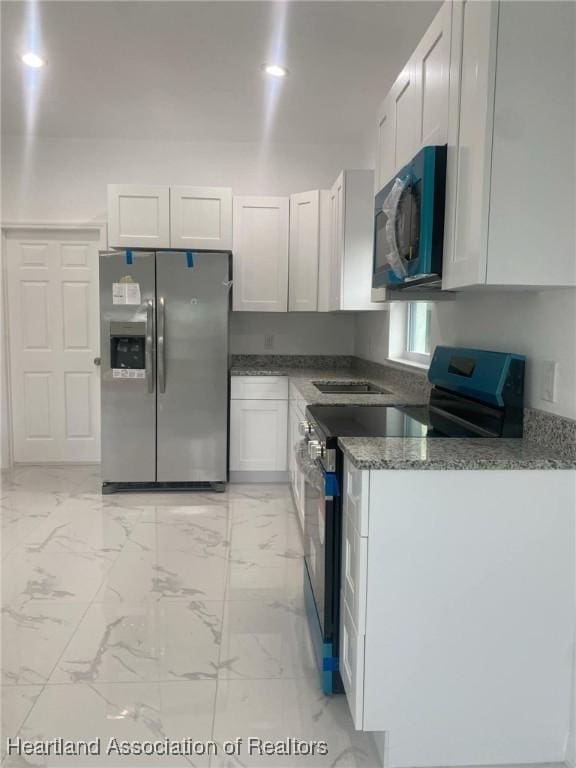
[541,360,558,402]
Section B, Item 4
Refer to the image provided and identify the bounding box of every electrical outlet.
[264,334,274,350]
[541,360,558,403]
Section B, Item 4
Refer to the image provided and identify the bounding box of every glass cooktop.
[307,405,436,439]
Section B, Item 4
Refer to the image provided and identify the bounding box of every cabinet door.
[342,515,368,634]
[389,62,419,172]
[170,186,232,250]
[107,185,170,249]
[375,94,395,192]
[232,196,289,312]
[230,399,288,471]
[316,190,332,312]
[442,0,498,289]
[340,598,365,729]
[413,1,451,149]
[328,174,344,311]
[289,191,320,311]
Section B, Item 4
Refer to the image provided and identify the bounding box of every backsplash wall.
[354,288,576,420]
[231,312,356,355]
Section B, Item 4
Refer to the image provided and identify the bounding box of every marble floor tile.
[128,506,230,557]
[218,598,317,680]
[212,677,377,767]
[226,548,304,601]
[229,506,303,554]
[2,550,116,606]
[50,600,223,684]
[5,681,217,766]
[94,544,228,603]
[1,602,88,685]
[1,686,44,760]
[1,473,381,768]
[20,508,137,556]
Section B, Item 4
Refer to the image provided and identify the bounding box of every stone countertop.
[338,436,576,471]
[230,366,427,407]
[231,361,575,470]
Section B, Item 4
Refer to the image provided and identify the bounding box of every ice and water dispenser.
[110,322,146,378]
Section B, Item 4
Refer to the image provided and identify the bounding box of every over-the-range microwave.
[372,145,447,295]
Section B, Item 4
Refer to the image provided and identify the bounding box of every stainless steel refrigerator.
[99,249,230,492]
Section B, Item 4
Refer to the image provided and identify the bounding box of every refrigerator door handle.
[146,299,155,394]
[158,296,166,393]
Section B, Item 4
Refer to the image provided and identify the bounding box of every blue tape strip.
[186,251,194,268]
[324,473,340,497]
[322,656,339,672]
[126,249,133,265]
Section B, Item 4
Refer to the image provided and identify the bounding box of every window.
[388,302,432,367]
[405,302,431,363]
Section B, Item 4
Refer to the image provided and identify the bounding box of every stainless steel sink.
[312,381,392,395]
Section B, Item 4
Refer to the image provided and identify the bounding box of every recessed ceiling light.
[22,52,45,68]
[262,64,288,78]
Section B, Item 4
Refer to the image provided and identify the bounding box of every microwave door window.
[375,210,391,272]
[396,184,419,264]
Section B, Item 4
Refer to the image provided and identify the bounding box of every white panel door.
[289,190,320,312]
[230,399,288,471]
[107,184,170,248]
[413,0,451,149]
[170,186,232,250]
[6,229,102,463]
[232,196,289,312]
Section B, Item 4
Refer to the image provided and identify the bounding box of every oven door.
[300,449,341,640]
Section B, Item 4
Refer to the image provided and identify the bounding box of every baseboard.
[229,471,289,483]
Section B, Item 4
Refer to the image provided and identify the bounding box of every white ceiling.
[1,1,441,144]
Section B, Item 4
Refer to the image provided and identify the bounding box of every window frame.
[388,301,432,369]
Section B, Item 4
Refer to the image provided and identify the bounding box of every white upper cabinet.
[443,0,498,289]
[390,63,419,172]
[328,173,345,311]
[289,190,320,312]
[170,186,232,250]
[108,184,233,251]
[108,185,170,248]
[375,1,451,192]
[375,95,395,193]
[413,1,451,149]
[326,170,382,312]
[232,196,289,312]
[443,0,575,289]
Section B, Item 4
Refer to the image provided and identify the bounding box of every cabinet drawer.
[344,459,369,536]
[340,598,365,730]
[342,514,368,634]
[230,376,288,401]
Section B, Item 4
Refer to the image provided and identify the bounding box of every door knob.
[93,357,101,366]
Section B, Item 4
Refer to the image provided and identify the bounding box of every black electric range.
[300,346,526,696]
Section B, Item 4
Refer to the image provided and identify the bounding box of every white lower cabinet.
[341,456,575,767]
[340,598,365,729]
[229,376,288,474]
[342,514,368,633]
[288,392,306,530]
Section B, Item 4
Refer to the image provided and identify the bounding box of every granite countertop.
[230,365,427,407]
[231,358,575,471]
[338,436,576,471]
